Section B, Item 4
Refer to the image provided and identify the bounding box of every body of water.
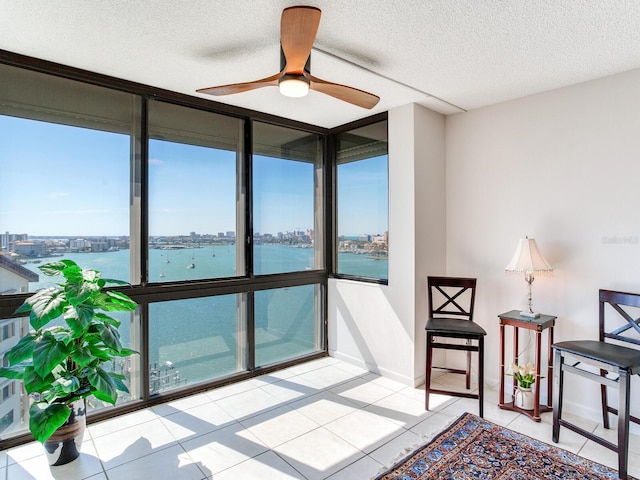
[19,246,386,393]
[23,245,387,289]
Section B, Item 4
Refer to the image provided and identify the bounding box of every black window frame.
[0,49,386,448]
[328,113,389,285]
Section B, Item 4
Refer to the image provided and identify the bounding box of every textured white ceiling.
[2,0,640,128]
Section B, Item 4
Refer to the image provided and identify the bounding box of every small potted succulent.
[0,260,137,465]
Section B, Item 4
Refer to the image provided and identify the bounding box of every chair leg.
[600,368,610,429]
[478,336,484,418]
[552,349,563,443]
[617,369,630,479]
[425,334,433,411]
[465,341,471,390]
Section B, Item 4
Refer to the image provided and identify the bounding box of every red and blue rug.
[375,412,630,479]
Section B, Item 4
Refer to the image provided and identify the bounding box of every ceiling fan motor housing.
[280,46,311,73]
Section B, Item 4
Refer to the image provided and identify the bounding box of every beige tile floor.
[1,356,639,479]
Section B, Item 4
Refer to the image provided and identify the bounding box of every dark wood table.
[498,310,557,421]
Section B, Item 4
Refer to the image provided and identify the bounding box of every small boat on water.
[187,263,195,269]
[159,272,165,278]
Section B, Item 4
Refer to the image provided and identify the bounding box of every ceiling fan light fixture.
[197,6,379,109]
[278,74,310,98]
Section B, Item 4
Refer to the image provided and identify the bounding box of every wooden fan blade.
[281,6,321,73]
[307,74,380,109]
[197,71,283,96]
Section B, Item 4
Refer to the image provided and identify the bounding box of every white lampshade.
[505,237,552,273]
[278,74,309,98]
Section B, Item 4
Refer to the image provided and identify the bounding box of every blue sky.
[337,156,389,235]
[1,116,130,236]
[1,115,388,237]
[149,140,238,235]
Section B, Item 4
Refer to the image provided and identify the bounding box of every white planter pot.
[514,386,534,410]
[43,399,86,466]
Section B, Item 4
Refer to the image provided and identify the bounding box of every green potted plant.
[0,260,137,465]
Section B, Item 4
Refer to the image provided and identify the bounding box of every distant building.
[0,255,38,434]
[70,238,88,250]
[372,234,386,245]
[0,317,28,434]
[0,253,39,294]
[0,323,21,434]
[12,241,45,258]
[90,242,107,252]
[0,232,28,250]
[225,231,235,238]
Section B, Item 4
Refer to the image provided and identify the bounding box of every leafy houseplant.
[0,260,137,444]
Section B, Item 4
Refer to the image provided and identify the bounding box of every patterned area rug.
[375,412,630,479]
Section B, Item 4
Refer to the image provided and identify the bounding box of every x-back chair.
[425,276,486,417]
[552,289,640,479]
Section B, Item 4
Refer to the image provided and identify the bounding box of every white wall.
[329,67,640,424]
[413,105,447,376]
[328,104,446,386]
[446,68,640,420]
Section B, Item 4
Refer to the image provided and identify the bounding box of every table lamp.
[505,237,553,318]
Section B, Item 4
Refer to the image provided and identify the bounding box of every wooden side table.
[498,310,556,422]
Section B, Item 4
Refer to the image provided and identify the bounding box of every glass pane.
[148,294,246,394]
[252,122,322,275]
[0,64,136,292]
[337,121,389,280]
[254,284,321,367]
[0,127,131,294]
[148,101,243,282]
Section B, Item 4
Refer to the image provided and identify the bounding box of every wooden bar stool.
[552,289,640,480]
[425,276,486,417]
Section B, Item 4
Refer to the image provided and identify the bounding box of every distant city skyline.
[1,115,388,237]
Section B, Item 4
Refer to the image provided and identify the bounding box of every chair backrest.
[427,276,477,321]
[600,289,640,348]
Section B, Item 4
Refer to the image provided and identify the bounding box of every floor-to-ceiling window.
[0,63,144,437]
[0,52,387,447]
[251,122,324,368]
[0,58,329,446]
[145,101,250,394]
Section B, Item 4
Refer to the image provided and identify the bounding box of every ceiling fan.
[196,6,380,109]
